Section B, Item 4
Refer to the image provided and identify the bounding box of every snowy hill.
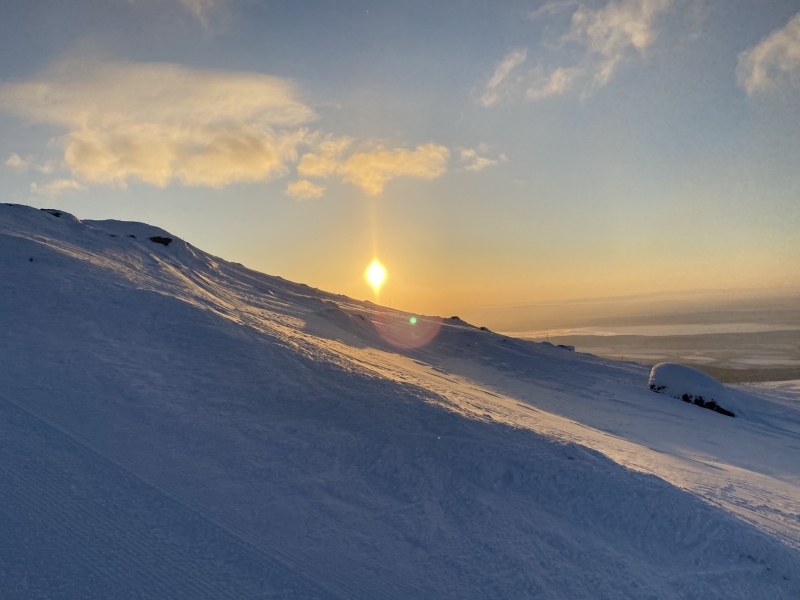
[2,203,799,599]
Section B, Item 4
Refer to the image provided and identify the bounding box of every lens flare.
[374,313,442,349]
[366,259,386,293]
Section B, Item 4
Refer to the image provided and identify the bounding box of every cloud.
[5,153,59,174]
[1,59,452,197]
[5,153,30,171]
[299,141,450,195]
[566,0,674,87]
[458,145,508,172]
[30,179,85,197]
[482,0,676,104]
[463,156,501,172]
[529,1,580,21]
[286,179,325,200]
[525,66,584,100]
[481,48,528,107]
[0,58,317,189]
[36,160,58,175]
[296,136,354,178]
[176,0,231,27]
[737,11,800,94]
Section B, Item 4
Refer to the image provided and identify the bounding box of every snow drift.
[1,203,799,599]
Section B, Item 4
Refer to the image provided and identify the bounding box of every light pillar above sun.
[366,259,386,295]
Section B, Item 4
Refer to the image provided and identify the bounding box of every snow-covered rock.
[649,362,737,416]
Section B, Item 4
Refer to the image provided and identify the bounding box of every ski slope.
[1,203,799,599]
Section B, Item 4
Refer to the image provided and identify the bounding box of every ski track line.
[0,382,411,600]
[0,396,252,599]
[0,439,222,599]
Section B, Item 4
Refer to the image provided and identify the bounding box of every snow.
[746,379,800,396]
[648,362,739,416]
[2,203,800,599]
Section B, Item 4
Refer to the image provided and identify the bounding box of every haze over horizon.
[2,0,799,319]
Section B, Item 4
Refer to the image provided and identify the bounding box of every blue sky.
[1,0,799,316]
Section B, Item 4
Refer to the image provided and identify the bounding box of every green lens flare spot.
[409,317,417,324]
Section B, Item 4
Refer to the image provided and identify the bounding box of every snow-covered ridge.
[2,202,799,599]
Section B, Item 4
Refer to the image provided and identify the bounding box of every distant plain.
[466,293,800,383]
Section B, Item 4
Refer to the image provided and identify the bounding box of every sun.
[365,259,386,293]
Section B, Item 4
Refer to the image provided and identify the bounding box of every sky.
[1,0,799,321]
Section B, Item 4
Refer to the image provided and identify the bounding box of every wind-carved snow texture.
[649,362,737,416]
[1,203,800,599]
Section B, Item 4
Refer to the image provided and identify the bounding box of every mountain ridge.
[2,202,799,599]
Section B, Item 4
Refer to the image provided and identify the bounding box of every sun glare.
[366,259,386,293]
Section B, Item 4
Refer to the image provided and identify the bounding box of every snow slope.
[1,203,799,599]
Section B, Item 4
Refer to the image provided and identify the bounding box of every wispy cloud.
[30,179,85,197]
[286,179,325,200]
[299,140,450,195]
[37,159,58,175]
[482,0,677,104]
[0,58,317,189]
[4,153,30,171]
[528,1,580,22]
[458,144,508,172]
[567,0,674,87]
[176,0,231,28]
[737,11,800,95]
[4,153,59,175]
[525,66,584,100]
[481,48,527,107]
